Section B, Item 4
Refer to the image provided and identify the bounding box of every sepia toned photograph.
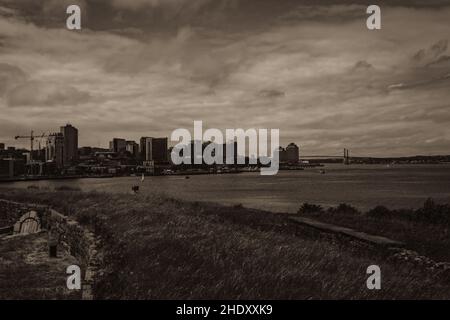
[0,0,449,305]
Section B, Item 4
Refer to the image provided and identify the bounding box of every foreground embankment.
[297,200,450,262]
[0,188,449,299]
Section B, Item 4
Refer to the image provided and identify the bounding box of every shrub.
[327,203,360,215]
[366,205,393,219]
[415,198,450,225]
[298,203,323,215]
[233,203,244,209]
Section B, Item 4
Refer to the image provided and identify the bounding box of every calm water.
[2,164,450,213]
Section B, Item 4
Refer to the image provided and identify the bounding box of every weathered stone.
[289,216,405,248]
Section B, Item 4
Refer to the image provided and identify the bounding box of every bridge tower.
[343,148,350,165]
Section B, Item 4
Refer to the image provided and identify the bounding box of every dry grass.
[0,189,449,299]
[0,232,80,300]
[297,202,450,262]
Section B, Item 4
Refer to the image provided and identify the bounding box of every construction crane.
[14,131,50,175]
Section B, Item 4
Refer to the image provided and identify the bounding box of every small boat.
[141,173,145,182]
[185,176,190,179]
[319,169,326,174]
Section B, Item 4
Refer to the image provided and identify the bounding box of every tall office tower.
[140,137,150,162]
[152,138,168,163]
[286,143,300,164]
[46,133,64,168]
[126,140,139,158]
[140,137,168,164]
[110,138,127,153]
[60,124,78,166]
[278,147,288,163]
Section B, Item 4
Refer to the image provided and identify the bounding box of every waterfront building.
[278,147,288,163]
[45,133,64,168]
[60,124,78,166]
[140,137,168,164]
[0,158,25,178]
[110,138,127,153]
[286,143,299,164]
[126,140,139,158]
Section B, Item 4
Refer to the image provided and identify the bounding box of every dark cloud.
[412,39,448,64]
[3,0,448,32]
[385,38,450,90]
[426,55,450,68]
[352,60,373,71]
[1,0,450,155]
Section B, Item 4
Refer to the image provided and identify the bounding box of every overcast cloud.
[0,0,450,156]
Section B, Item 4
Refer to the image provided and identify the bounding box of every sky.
[0,0,450,157]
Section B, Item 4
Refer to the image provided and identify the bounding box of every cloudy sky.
[1,0,450,157]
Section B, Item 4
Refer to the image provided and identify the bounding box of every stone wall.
[0,199,48,228]
[47,209,100,299]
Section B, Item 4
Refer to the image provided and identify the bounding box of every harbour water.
[2,164,450,213]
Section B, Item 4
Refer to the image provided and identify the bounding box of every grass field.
[0,188,449,299]
[297,201,450,262]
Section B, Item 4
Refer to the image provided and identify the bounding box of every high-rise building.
[46,133,64,168]
[286,143,299,164]
[140,137,168,164]
[278,147,288,163]
[60,124,78,166]
[126,140,139,158]
[110,138,127,153]
[139,137,149,161]
[152,138,169,163]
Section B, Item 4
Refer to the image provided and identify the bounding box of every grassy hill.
[0,188,449,299]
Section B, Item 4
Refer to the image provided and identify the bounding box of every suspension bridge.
[301,149,364,164]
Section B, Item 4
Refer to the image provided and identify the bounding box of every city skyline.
[1,0,450,157]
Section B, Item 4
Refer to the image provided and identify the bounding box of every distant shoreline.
[0,161,448,184]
